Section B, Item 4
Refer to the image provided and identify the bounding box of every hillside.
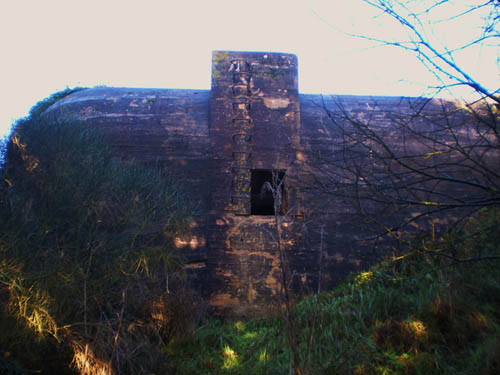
[170,210,500,374]
[0,90,499,375]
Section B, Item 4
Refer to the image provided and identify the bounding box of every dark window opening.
[251,169,286,215]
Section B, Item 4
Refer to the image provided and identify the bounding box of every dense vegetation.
[0,89,200,374]
[170,209,500,374]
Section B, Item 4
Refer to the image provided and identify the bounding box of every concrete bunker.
[42,50,497,316]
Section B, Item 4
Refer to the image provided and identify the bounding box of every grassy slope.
[170,209,500,375]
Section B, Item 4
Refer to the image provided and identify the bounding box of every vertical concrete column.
[210,51,300,216]
[209,51,302,315]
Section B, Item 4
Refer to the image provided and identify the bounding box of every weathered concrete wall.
[43,51,496,315]
[45,88,211,206]
[297,93,500,288]
[45,87,214,291]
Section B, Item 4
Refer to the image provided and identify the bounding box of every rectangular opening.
[251,169,286,215]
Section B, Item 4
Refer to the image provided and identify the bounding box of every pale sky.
[1,0,498,139]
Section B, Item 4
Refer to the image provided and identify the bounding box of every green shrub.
[0,91,199,374]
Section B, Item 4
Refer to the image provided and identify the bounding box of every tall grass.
[171,209,500,375]
[0,90,200,374]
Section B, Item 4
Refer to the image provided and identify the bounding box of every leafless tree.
[312,95,499,241]
[306,1,500,247]
[355,0,500,102]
